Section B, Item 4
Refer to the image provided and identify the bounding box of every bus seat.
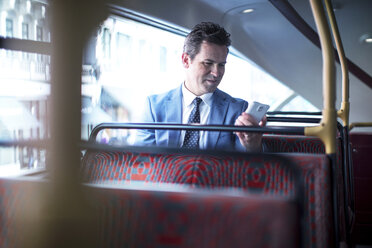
[284,153,334,247]
[0,178,44,248]
[0,177,300,248]
[263,134,349,244]
[263,135,325,153]
[88,184,301,248]
[81,150,333,247]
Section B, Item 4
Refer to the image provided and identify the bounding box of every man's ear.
[182,53,191,68]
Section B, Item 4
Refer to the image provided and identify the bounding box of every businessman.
[135,22,266,152]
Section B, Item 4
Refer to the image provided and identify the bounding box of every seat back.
[0,178,44,248]
[82,151,300,195]
[264,133,348,245]
[0,177,300,248]
[263,134,325,153]
[82,149,332,247]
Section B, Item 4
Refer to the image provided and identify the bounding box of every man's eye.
[204,62,213,66]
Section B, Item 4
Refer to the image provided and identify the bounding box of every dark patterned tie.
[182,97,202,149]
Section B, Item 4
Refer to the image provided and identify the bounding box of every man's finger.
[259,115,267,126]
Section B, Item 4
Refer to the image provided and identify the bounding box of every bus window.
[85,15,318,145]
[0,0,50,176]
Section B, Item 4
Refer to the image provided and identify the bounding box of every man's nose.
[210,64,220,77]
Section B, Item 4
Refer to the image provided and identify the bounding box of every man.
[135,22,266,152]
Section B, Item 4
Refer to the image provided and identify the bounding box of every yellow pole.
[25,1,109,248]
[324,0,350,127]
[305,0,337,154]
[349,122,372,131]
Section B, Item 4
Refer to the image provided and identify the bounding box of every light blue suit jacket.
[135,84,248,151]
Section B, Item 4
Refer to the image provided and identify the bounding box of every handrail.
[89,122,305,142]
[0,37,52,55]
[304,0,337,155]
[0,139,49,149]
[268,111,322,116]
[324,0,350,127]
[349,122,372,131]
[267,116,321,123]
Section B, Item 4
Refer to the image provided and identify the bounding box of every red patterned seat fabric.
[82,152,298,196]
[0,179,43,248]
[263,135,326,153]
[0,178,299,248]
[82,150,333,247]
[283,153,333,247]
[264,134,347,244]
[88,184,300,248]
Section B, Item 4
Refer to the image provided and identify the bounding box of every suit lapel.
[206,89,229,149]
[165,85,183,147]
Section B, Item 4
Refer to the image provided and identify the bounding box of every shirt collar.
[182,82,214,107]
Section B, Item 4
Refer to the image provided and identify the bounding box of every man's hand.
[234,112,267,152]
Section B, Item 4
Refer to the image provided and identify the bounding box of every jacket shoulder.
[148,86,181,104]
[214,88,247,105]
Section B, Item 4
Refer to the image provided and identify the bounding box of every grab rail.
[349,122,372,131]
[324,0,350,127]
[306,1,339,246]
[268,111,322,116]
[305,0,337,155]
[324,1,354,242]
[89,122,305,142]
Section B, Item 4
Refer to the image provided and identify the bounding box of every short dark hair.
[183,22,231,60]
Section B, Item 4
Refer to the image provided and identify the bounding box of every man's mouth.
[205,78,218,84]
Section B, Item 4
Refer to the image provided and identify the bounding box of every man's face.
[182,41,228,96]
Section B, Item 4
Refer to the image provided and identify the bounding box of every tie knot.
[193,97,202,107]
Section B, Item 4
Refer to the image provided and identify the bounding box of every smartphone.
[245,101,270,122]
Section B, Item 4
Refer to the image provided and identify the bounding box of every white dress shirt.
[180,82,213,149]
